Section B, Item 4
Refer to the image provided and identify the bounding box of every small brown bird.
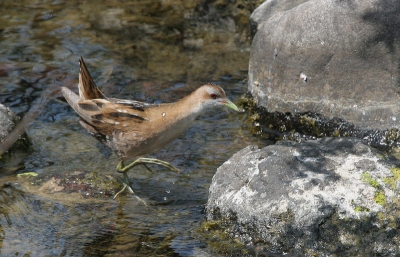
[61,57,239,197]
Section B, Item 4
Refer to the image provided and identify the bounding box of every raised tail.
[78,57,107,100]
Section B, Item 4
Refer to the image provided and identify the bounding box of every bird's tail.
[60,87,91,122]
[78,57,107,100]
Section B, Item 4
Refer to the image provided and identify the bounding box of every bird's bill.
[224,99,240,112]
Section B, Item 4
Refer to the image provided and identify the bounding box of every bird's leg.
[113,158,179,199]
[113,161,134,199]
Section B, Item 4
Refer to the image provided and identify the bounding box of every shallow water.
[0,1,267,256]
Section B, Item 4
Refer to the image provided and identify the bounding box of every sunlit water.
[0,1,268,256]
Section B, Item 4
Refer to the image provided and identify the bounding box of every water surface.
[0,1,268,256]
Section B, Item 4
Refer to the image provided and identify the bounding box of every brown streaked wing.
[88,105,148,142]
[78,101,102,112]
[108,98,155,112]
[82,101,149,128]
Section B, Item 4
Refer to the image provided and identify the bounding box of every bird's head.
[197,83,239,112]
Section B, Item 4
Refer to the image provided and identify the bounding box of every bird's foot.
[113,172,134,198]
[112,171,147,205]
[112,184,147,205]
[117,158,180,173]
[113,158,179,202]
[113,182,132,199]
[137,157,180,173]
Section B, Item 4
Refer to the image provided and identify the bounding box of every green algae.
[299,115,319,136]
[351,199,370,212]
[17,172,38,178]
[354,206,370,212]
[360,172,380,189]
[374,190,386,205]
[360,172,387,205]
[382,167,400,190]
[199,220,249,256]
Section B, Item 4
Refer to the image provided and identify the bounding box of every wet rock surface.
[248,0,400,131]
[0,183,119,256]
[0,103,16,142]
[206,137,400,255]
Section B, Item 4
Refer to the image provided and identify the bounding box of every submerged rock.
[0,103,16,142]
[248,0,400,131]
[206,137,400,255]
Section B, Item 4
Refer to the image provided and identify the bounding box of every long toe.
[138,158,180,173]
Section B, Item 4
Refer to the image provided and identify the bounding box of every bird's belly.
[111,118,195,160]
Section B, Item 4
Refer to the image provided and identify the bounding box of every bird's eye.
[210,93,217,99]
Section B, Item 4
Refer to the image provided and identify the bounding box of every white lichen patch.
[288,152,393,222]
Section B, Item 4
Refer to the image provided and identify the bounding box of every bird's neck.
[175,89,205,116]
[148,89,205,131]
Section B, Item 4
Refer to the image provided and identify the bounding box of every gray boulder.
[206,138,400,255]
[248,0,400,130]
[249,0,308,36]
